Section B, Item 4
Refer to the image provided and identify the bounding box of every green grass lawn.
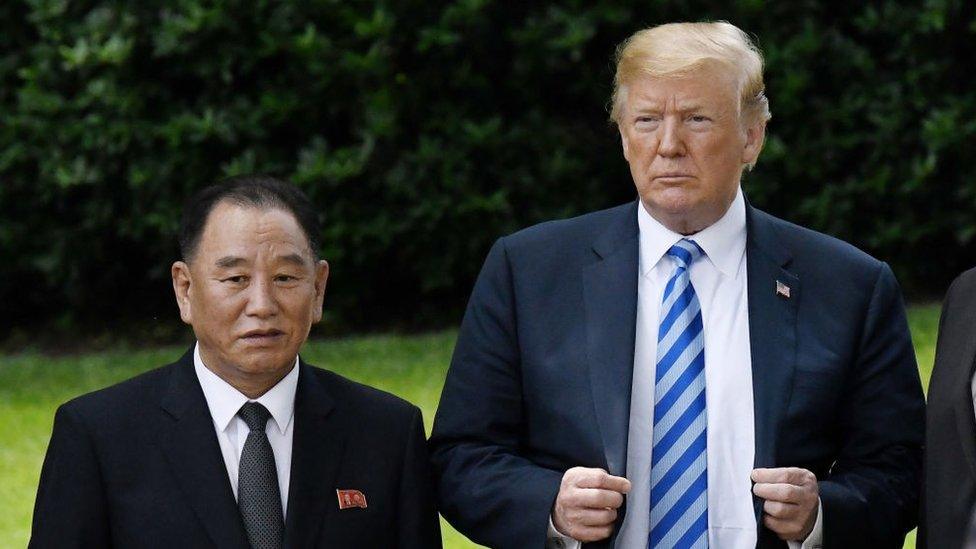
[0,304,942,547]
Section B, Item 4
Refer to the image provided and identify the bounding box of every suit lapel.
[158,350,250,548]
[744,205,800,522]
[284,362,342,549]
[582,202,640,477]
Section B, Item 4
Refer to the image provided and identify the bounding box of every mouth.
[653,173,695,183]
[240,329,285,344]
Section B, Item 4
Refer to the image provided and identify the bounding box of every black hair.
[178,175,320,261]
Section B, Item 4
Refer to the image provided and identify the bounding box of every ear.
[171,261,194,325]
[741,117,767,166]
[619,124,631,162]
[311,259,330,323]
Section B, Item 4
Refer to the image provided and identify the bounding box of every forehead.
[624,66,739,110]
[196,202,311,258]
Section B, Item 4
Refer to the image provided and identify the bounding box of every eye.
[275,273,305,284]
[222,275,247,284]
[634,115,661,130]
[689,114,711,123]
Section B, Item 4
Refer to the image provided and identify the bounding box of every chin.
[646,194,698,217]
[234,349,291,372]
[238,362,290,379]
[642,199,712,235]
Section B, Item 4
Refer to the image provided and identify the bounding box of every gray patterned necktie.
[237,401,284,549]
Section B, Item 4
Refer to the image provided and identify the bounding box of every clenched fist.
[551,467,631,542]
[751,467,819,541]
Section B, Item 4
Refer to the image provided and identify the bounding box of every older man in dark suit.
[430,21,924,549]
[30,176,441,548]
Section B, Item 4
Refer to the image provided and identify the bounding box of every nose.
[245,277,278,318]
[657,117,685,158]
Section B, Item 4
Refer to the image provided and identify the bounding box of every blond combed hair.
[609,21,771,125]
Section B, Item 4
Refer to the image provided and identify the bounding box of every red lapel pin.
[336,489,368,509]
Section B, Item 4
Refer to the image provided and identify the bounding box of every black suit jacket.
[30,349,441,548]
[921,267,976,549]
[430,200,925,548]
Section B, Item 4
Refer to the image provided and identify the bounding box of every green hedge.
[2,1,974,338]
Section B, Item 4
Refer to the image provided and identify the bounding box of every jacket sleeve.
[429,237,563,549]
[29,403,111,548]
[818,262,925,548]
[397,407,442,549]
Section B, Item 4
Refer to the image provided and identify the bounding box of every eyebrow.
[633,102,706,113]
[214,254,308,269]
[278,253,307,266]
[215,256,247,269]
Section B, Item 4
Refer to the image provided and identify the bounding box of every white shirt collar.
[193,342,299,435]
[638,186,747,279]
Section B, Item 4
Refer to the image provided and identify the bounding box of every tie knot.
[667,239,704,269]
[237,401,272,432]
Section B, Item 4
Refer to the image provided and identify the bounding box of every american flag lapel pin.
[776,280,791,299]
[336,489,368,510]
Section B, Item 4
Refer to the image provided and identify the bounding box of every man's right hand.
[552,467,631,542]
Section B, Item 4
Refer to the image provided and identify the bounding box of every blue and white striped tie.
[648,238,708,549]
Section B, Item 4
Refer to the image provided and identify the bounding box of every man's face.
[617,65,765,234]
[172,202,328,392]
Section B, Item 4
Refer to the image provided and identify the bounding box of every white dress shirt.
[193,343,299,517]
[548,189,822,548]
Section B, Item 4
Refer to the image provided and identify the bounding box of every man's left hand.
[751,467,819,541]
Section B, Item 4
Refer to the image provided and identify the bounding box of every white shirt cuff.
[547,514,582,549]
[788,497,823,549]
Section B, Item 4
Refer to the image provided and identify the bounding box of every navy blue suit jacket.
[430,200,924,548]
[30,349,441,548]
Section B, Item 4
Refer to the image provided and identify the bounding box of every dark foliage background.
[2,0,974,342]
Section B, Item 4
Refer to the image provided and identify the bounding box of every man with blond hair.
[430,21,923,548]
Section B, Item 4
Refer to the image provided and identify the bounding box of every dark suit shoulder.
[502,202,633,250]
[307,366,421,424]
[753,207,886,279]
[934,265,976,355]
[946,266,976,298]
[56,360,176,426]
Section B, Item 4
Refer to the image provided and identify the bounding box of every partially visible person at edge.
[430,21,924,549]
[921,266,976,549]
[30,175,441,548]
